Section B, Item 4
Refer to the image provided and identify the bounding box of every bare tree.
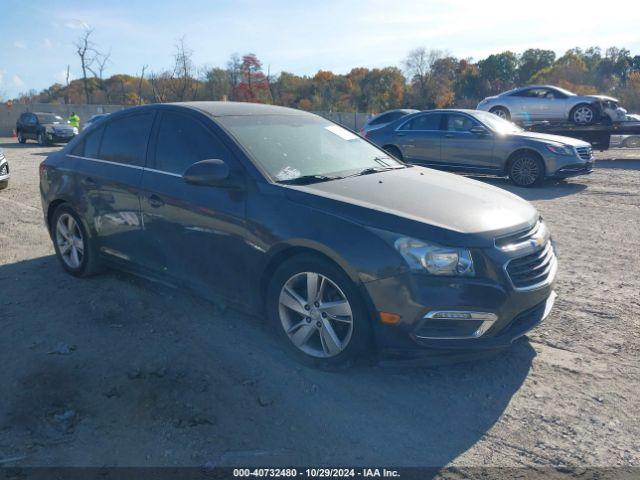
[75,29,97,103]
[64,65,70,104]
[226,53,242,100]
[170,37,196,101]
[137,65,148,104]
[403,48,445,106]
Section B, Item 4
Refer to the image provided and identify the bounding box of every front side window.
[218,114,403,181]
[154,112,231,174]
[446,114,478,132]
[400,113,442,131]
[99,113,154,166]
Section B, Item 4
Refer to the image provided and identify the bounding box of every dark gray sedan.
[40,102,557,368]
[366,109,594,187]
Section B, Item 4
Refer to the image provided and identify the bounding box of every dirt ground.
[0,138,639,470]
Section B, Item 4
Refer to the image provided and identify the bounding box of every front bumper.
[0,160,9,182]
[364,264,556,354]
[46,132,76,144]
[552,161,594,178]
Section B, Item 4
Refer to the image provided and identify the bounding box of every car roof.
[174,101,314,117]
[32,112,62,115]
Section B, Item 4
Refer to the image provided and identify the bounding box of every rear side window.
[369,113,392,126]
[400,113,442,131]
[153,111,231,174]
[70,125,104,157]
[99,113,155,166]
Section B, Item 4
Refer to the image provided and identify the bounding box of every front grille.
[495,220,544,252]
[576,146,592,161]
[0,163,8,176]
[505,241,556,289]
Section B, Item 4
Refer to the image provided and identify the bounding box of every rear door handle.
[444,133,454,138]
[148,194,165,208]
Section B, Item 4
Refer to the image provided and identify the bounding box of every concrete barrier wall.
[0,104,373,136]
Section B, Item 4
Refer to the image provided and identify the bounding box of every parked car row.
[40,102,558,368]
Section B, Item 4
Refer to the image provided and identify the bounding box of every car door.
[541,87,571,120]
[394,113,444,164]
[440,113,496,170]
[139,109,248,303]
[69,111,155,264]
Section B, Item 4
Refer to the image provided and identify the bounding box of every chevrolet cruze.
[40,102,557,368]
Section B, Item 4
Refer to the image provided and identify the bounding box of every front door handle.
[148,194,165,208]
[444,133,454,138]
[82,177,97,186]
[396,132,406,137]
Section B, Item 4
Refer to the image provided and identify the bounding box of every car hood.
[283,167,538,246]
[584,94,619,102]
[511,131,590,147]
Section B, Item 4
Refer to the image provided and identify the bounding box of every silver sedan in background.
[477,85,627,125]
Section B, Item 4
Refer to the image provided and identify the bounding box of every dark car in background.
[359,109,419,136]
[40,102,557,368]
[366,109,594,187]
[16,112,78,146]
[0,148,9,189]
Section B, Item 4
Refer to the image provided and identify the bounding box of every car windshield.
[473,111,523,134]
[37,114,63,124]
[218,114,404,182]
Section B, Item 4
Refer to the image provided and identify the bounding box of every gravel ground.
[0,139,639,470]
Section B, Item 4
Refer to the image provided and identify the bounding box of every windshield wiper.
[278,174,343,185]
[343,165,405,178]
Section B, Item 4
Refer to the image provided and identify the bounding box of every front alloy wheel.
[279,272,354,358]
[509,155,544,187]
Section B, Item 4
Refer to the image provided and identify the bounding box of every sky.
[1,0,640,99]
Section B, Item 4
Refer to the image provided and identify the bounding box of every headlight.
[45,126,54,133]
[545,144,573,156]
[72,127,78,134]
[394,237,474,276]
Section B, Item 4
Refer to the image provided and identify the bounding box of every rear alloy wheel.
[509,154,544,187]
[571,104,596,125]
[267,255,371,369]
[51,205,102,277]
[490,106,510,121]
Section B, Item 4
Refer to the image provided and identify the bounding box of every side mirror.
[470,125,489,136]
[183,159,232,187]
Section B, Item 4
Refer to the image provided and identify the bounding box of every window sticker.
[325,125,358,141]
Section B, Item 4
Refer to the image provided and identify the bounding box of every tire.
[508,152,545,187]
[489,106,510,121]
[38,132,49,146]
[51,204,103,277]
[623,136,640,148]
[0,180,8,190]
[17,131,26,144]
[383,145,403,161]
[570,104,596,125]
[266,253,373,370]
